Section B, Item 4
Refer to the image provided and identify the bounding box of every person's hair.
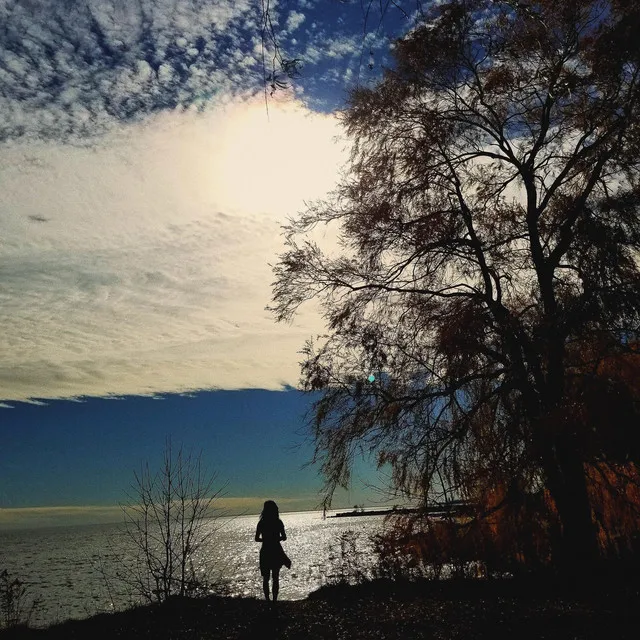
[260,500,279,521]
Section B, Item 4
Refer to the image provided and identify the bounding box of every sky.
[0,0,413,528]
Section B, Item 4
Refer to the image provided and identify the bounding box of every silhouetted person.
[255,500,291,603]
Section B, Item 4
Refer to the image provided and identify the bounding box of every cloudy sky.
[0,0,412,527]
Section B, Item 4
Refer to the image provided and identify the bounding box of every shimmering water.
[0,511,385,628]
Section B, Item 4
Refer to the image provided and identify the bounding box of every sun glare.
[210,97,346,217]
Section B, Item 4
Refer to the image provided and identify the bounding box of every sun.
[209,96,346,217]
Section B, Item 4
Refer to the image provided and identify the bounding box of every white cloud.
[0,0,262,142]
[325,34,360,59]
[0,96,347,402]
[286,10,306,33]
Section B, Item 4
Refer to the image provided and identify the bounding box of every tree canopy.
[271,0,640,569]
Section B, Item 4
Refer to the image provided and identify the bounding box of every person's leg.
[272,569,280,602]
[262,570,270,601]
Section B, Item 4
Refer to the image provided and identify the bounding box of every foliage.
[113,440,227,604]
[327,530,370,585]
[373,461,640,581]
[271,0,640,570]
[0,569,41,629]
[372,516,489,581]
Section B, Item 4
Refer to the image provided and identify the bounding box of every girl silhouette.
[254,500,291,602]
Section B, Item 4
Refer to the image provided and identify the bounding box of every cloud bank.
[0,97,346,402]
[0,0,401,404]
[0,496,321,529]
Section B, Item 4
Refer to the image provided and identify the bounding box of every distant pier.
[329,501,472,518]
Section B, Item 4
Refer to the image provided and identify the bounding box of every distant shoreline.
[329,507,418,518]
[329,501,472,518]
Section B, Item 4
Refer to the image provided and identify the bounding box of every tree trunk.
[544,435,600,574]
[539,329,600,573]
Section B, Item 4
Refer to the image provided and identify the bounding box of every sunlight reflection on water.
[0,511,385,627]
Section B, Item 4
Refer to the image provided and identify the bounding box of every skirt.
[259,543,292,576]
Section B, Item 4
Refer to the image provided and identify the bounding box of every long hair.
[260,500,279,522]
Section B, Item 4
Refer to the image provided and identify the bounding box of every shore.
[329,503,471,518]
[2,576,639,639]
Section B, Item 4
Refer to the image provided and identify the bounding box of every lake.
[0,510,386,628]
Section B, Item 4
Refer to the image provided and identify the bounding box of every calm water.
[0,511,385,628]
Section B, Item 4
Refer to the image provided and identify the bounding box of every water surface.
[0,510,385,627]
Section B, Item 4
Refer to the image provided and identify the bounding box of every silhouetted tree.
[118,440,227,603]
[271,0,640,571]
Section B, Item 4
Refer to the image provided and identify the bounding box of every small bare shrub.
[0,569,41,629]
[103,439,227,605]
[327,530,369,585]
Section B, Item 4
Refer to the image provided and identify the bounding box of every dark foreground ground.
[2,576,639,639]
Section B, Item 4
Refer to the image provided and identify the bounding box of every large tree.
[271,0,640,570]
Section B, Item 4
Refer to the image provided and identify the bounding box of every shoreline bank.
[2,575,638,639]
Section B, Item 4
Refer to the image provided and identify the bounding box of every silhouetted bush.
[327,530,370,585]
[372,465,640,582]
[0,569,41,629]
[372,515,490,581]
